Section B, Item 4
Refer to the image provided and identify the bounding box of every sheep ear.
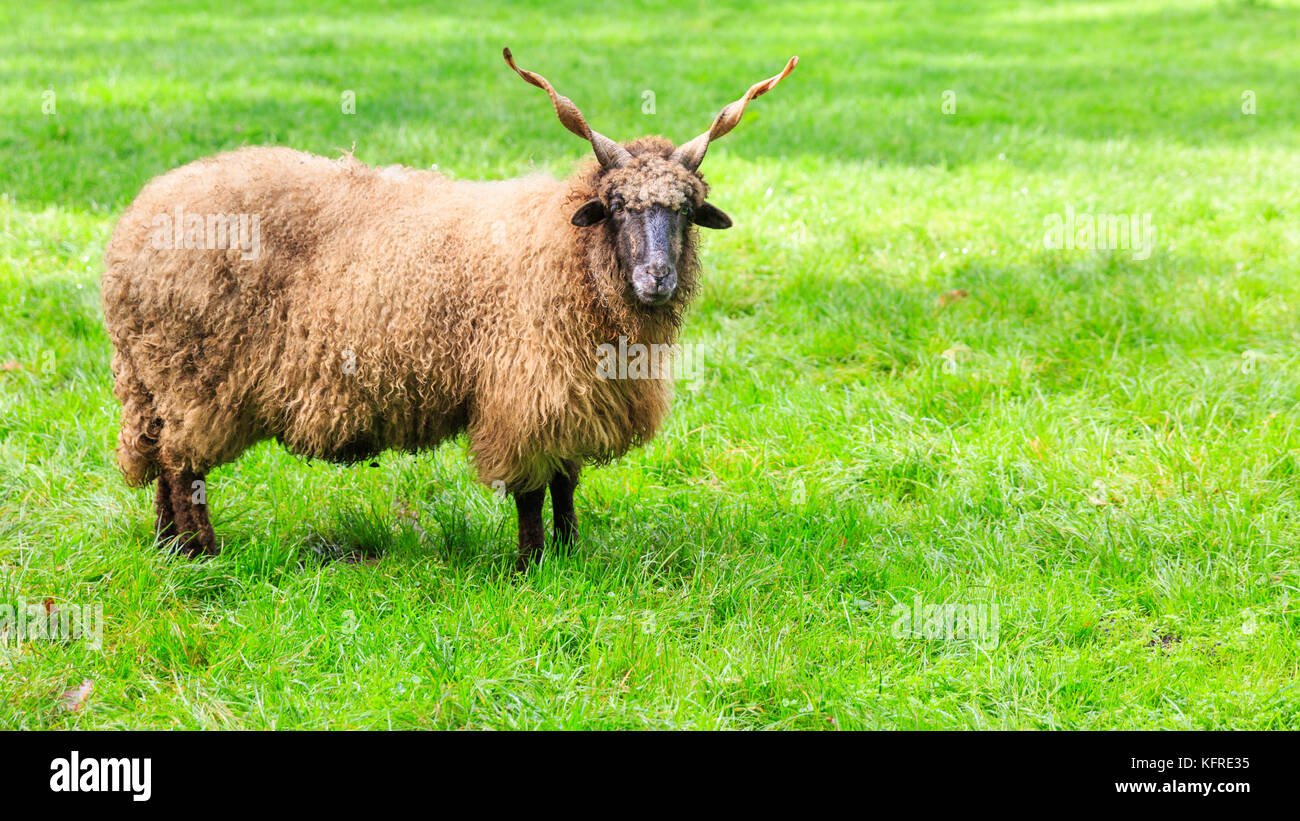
[571,199,607,227]
[692,202,732,229]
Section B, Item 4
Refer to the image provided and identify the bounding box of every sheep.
[101,48,798,570]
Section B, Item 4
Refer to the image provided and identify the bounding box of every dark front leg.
[164,467,219,558]
[550,462,580,548]
[514,486,547,572]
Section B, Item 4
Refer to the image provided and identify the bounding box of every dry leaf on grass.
[59,679,94,712]
[937,289,968,308]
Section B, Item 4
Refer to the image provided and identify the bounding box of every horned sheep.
[101,48,798,569]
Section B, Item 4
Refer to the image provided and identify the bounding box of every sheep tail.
[109,349,163,487]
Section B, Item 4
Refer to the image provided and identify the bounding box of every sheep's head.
[503,48,797,307]
[574,145,724,306]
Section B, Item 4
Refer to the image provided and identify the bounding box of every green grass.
[2,0,1299,729]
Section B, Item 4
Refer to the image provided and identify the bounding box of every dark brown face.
[571,155,732,307]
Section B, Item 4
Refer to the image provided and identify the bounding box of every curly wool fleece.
[102,137,704,494]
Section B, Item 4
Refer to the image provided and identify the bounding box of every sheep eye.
[680,204,694,218]
[609,201,624,213]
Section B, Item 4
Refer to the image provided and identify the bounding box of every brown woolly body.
[102,138,706,493]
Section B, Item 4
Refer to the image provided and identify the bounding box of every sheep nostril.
[649,265,675,286]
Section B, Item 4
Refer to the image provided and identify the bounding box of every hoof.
[154,531,219,559]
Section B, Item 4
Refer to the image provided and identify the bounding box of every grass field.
[2,0,1299,729]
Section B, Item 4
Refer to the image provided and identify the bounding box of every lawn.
[2,0,1298,729]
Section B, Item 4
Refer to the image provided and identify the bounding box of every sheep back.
[102,146,676,492]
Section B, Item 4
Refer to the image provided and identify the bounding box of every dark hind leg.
[550,462,580,549]
[514,486,546,573]
[163,467,218,558]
